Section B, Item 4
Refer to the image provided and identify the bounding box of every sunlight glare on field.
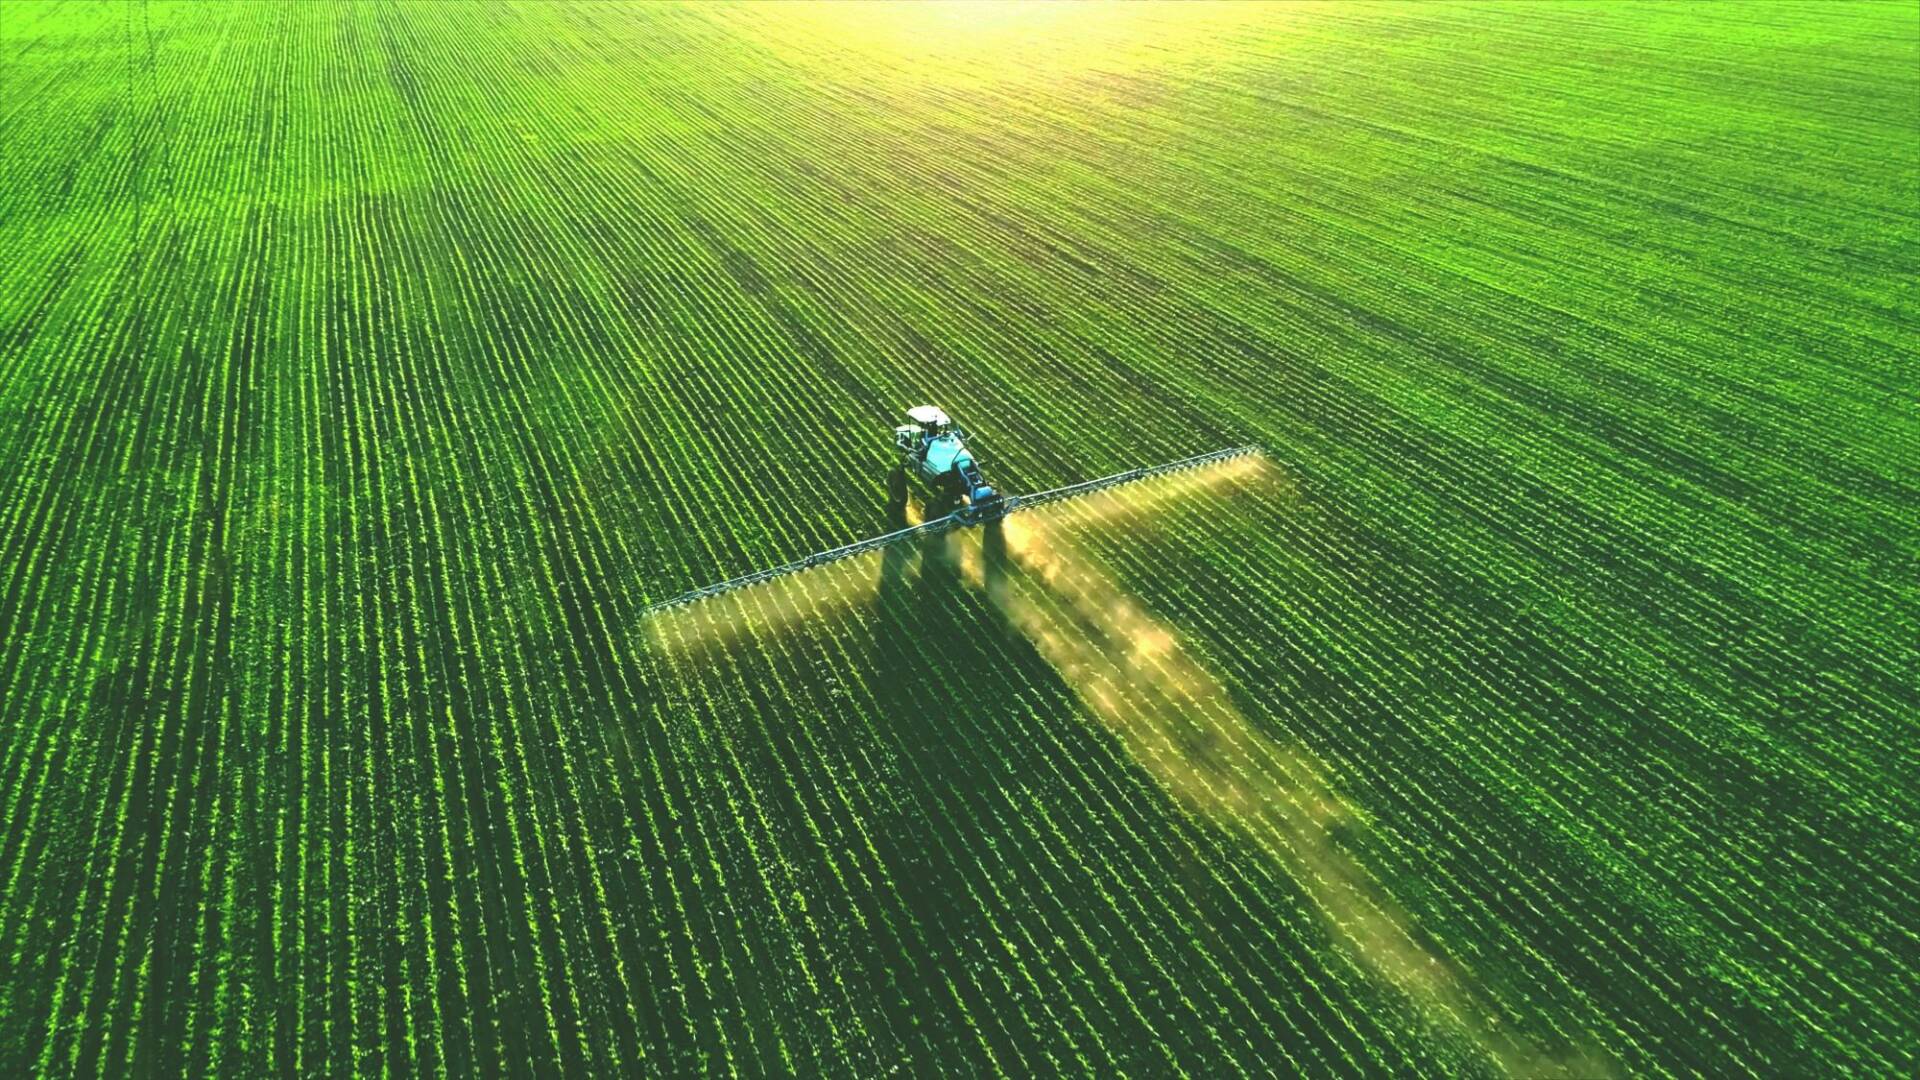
[713,1,1293,89]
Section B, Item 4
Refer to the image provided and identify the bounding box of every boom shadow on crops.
[644,456,1609,1075]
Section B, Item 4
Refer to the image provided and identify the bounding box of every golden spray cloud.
[646,452,1607,1076]
[947,456,1609,1077]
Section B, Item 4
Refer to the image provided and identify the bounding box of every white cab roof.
[907,405,951,426]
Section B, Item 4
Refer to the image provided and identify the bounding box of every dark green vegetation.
[2,1,1917,1075]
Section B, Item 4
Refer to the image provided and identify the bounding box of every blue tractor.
[893,405,1007,523]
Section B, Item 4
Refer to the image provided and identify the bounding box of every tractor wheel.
[885,466,909,528]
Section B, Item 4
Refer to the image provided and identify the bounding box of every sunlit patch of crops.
[715,1,1296,90]
[646,551,894,657]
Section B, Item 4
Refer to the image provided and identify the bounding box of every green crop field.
[2,0,1916,1075]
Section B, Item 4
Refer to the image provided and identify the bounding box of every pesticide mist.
[643,453,1605,1074]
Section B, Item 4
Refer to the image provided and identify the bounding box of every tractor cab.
[894,404,952,457]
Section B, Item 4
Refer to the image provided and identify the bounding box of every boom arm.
[640,445,1262,616]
